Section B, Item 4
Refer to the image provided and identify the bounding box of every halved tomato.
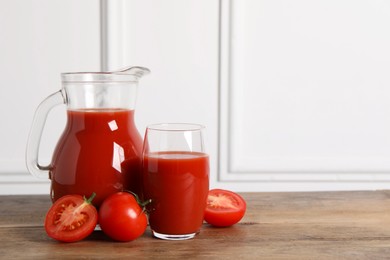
[44,193,98,242]
[204,189,246,227]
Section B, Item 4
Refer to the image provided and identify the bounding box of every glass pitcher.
[26,66,150,207]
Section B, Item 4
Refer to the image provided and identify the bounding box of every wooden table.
[1,191,390,259]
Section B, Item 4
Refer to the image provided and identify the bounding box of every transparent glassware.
[26,67,150,207]
[142,123,210,240]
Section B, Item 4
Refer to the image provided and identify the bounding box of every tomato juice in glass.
[50,109,143,207]
[143,151,209,237]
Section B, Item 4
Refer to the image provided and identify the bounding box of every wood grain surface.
[1,191,390,259]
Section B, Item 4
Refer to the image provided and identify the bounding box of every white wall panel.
[0,0,100,194]
[219,0,390,191]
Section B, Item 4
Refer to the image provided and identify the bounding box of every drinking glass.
[142,123,209,240]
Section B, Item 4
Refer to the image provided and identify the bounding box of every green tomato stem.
[125,190,152,208]
[84,192,97,205]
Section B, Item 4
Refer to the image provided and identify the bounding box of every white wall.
[1,0,390,194]
[0,0,101,194]
[218,0,390,191]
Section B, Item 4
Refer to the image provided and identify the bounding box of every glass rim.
[146,123,205,132]
[61,72,140,83]
[61,66,150,83]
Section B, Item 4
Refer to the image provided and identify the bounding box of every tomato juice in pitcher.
[51,109,143,207]
[26,67,150,207]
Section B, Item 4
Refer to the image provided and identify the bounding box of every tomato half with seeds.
[44,193,98,242]
[204,189,246,227]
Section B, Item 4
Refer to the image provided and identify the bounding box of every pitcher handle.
[26,90,66,178]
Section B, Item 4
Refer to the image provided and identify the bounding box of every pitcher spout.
[114,66,151,79]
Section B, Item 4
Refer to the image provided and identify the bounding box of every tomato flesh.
[44,194,98,242]
[204,189,246,227]
[98,192,148,242]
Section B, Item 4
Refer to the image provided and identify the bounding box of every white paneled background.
[0,0,101,194]
[1,0,390,194]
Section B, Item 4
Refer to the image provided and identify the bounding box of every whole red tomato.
[44,193,98,242]
[98,191,149,242]
[204,189,246,227]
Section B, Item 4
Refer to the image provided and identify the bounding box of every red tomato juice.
[143,151,209,235]
[50,109,143,207]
